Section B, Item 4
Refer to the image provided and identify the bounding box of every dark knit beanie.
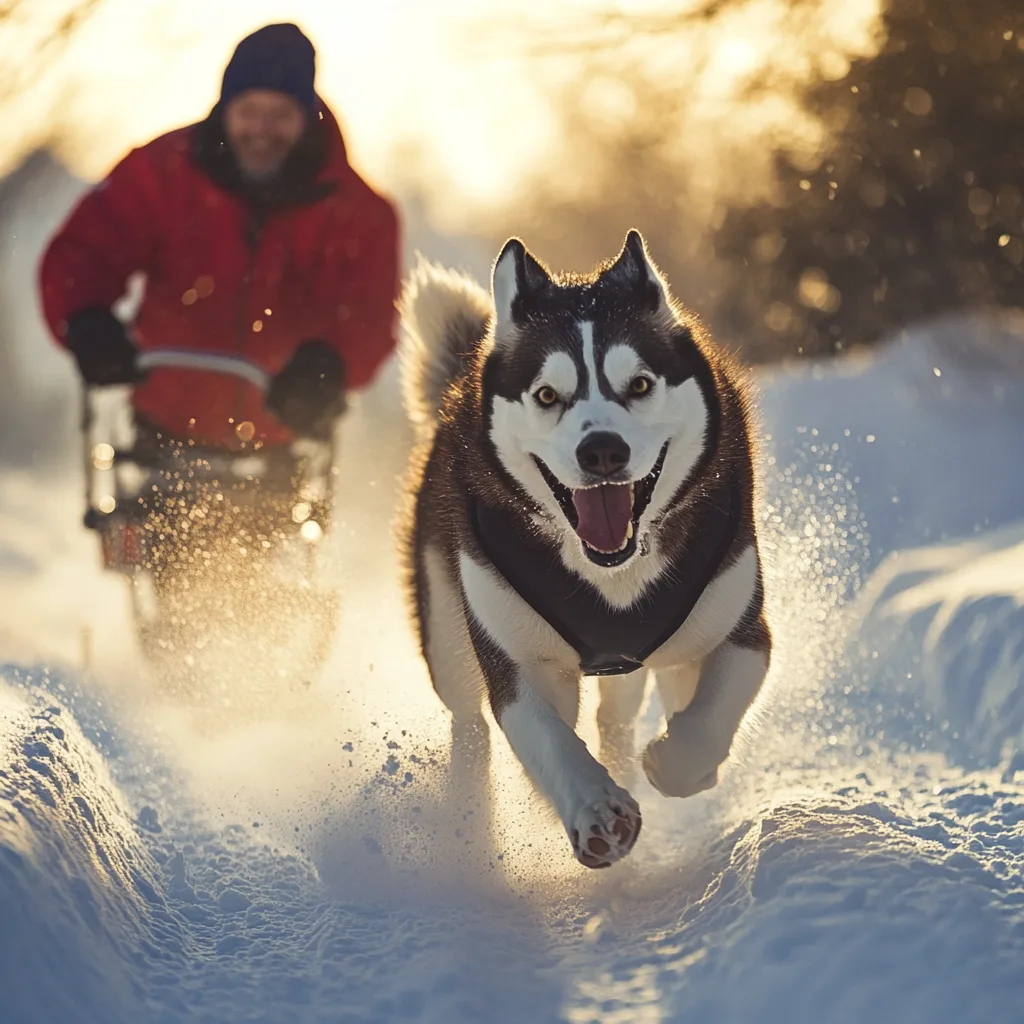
[220,23,317,113]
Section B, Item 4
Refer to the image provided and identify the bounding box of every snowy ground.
[3,311,1024,1023]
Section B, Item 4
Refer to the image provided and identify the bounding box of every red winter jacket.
[40,102,400,447]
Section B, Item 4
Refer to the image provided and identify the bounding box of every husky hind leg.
[653,660,701,718]
[420,546,490,792]
[596,669,649,787]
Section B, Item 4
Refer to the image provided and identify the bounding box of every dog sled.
[81,349,340,693]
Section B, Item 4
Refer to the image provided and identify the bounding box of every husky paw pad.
[568,787,641,869]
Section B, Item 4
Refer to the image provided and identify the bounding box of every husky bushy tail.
[398,257,492,436]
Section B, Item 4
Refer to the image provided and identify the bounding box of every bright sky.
[1,0,559,205]
[0,0,884,219]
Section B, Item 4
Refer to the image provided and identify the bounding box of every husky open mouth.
[534,443,669,567]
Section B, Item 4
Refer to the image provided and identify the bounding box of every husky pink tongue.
[572,483,633,552]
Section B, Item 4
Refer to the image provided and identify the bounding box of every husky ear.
[492,237,551,345]
[604,229,670,310]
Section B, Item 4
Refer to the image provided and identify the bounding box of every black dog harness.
[470,475,742,676]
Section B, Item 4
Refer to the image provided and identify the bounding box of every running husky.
[398,231,771,869]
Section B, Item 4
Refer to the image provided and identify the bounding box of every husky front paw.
[566,783,642,868]
[642,715,729,798]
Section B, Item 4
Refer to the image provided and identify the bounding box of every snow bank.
[760,308,1024,570]
[0,681,162,1022]
[848,522,1024,771]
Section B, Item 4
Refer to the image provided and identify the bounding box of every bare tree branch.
[0,0,104,103]
[467,0,785,56]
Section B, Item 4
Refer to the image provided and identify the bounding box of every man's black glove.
[65,308,140,386]
[266,339,346,439]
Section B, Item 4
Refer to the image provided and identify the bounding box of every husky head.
[484,230,714,570]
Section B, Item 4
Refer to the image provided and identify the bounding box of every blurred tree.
[719,0,1024,359]
[0,1,104,468]
[0,150,83,468]
[493,0,1024,363]
[0,0,103,103]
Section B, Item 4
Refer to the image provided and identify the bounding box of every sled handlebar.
[134,349,271,392]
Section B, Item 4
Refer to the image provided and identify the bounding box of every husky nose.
[576,432,631,478]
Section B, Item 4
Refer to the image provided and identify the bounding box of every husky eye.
[629,375,653,396]
[534,385,559,407]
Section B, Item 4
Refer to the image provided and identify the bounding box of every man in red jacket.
[40,22,400,448]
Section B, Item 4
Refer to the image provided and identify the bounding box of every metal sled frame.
[81,349,341,683]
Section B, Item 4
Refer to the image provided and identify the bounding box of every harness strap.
[470,474,742,676]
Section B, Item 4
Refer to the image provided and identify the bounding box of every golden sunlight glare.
[0,0,883,218]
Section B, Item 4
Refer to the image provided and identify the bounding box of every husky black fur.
[399,231,771,869]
